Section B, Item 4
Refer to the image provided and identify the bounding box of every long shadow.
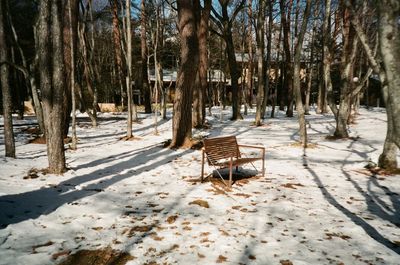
[304,150,400,255]
[0,145,194,228]
[339,140,400,228]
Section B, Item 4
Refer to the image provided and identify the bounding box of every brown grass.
[188,199,209,208]
[57,247,135,265]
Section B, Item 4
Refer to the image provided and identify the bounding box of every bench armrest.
[238,144,265,150]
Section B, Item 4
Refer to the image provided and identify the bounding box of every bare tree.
[254,0,266,126]
[170,0,199,147]
[68,0,77,149]
[211,0,245,120]
[193,0,211,128]
[280,0,294,117]
[110,0,125,108]
[0,0,15,158]
[293,0,311,147]
[125,0,134,138]
[38,0,67,174]
[141,0,152,113]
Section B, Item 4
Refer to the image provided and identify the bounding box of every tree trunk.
[126,0,133,138]
[193,0,211,128]
[0,0,15,158]
[246,0,253,109]
[293,0,311,147]
[68,0,77,150]
[171,0,199,148]
[378,1,400,149]
[280,0,294,117]
[271,23,282,118]
[334,3,358,138]
[111,0,124,108]
[378,85,398,169]
[261,1,273,119]
[141,0,152,113]
[38,0,66,174]
[255,1,266,126]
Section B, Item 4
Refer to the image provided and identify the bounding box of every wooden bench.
[201,135,265,188]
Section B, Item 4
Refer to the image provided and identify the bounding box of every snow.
[0,107,399,265]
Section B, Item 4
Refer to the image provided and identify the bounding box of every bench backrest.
[203,136,240,165]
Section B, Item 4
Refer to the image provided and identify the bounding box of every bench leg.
[201,150,205,182]
[229,157,233,188]
[262,149,265,177]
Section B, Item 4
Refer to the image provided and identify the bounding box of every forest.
[0,0,399,172]
[0,0,400,264]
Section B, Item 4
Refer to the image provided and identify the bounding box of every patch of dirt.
[119,135,142,141]
[57,247,135,265]
[32,241,53,253]
[189,199,209,208]
[29,136,46,144]
[280,260,293,265]
[216,255,227,263]
[23,168,49,179]
[281,183,304,189]
[325,232,351,240]
[166,215,178,224]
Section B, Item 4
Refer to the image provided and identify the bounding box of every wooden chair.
[201,135,265,188]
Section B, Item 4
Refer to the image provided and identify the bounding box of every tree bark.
[378,85,398,169]
[246,0,253,109]
[255,1,266,126]
[378,1,400,149]
[193,0,211,128]
[171,0,199,148]
[141,0,152,113]
[111,0,124,108]
[293,0,311,147]
[68,0,77,150]
[0,0,15,158]
[38,0,66,174]
[126,0,133,138]
[280,0,294,117]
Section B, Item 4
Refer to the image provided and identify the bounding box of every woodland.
[0,0,400,264]
[0,0,399,172]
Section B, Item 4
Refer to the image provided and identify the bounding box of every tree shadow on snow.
[303,148,400,255]
[0,144,194,229]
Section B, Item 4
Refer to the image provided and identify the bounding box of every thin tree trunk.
[261,1,273,118]
[111,0,124,108]
[255,1,266,126]
[293,0,311,147]
[0,0,15,158]
[68,0,77,149]
[141,0,152,113]
[247,0,253,109]
[271,23,282,118]
[281,0,294,117]
[126,0,133,138]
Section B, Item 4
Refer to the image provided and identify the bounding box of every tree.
[141,0,152,114]
[280,0,294,117]
[38,0,66,174]
[68,0,77,149]
[254,0,266,126]
[110,0,125,108]
[211,0,245,120]
[377,1,400,150]
[170,0,199,147]
[193,0,211,128]
[0,0,15,158]
[126,0,134,138]
[293,0,311,147]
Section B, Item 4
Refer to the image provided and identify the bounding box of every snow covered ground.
[0,107,399,265]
